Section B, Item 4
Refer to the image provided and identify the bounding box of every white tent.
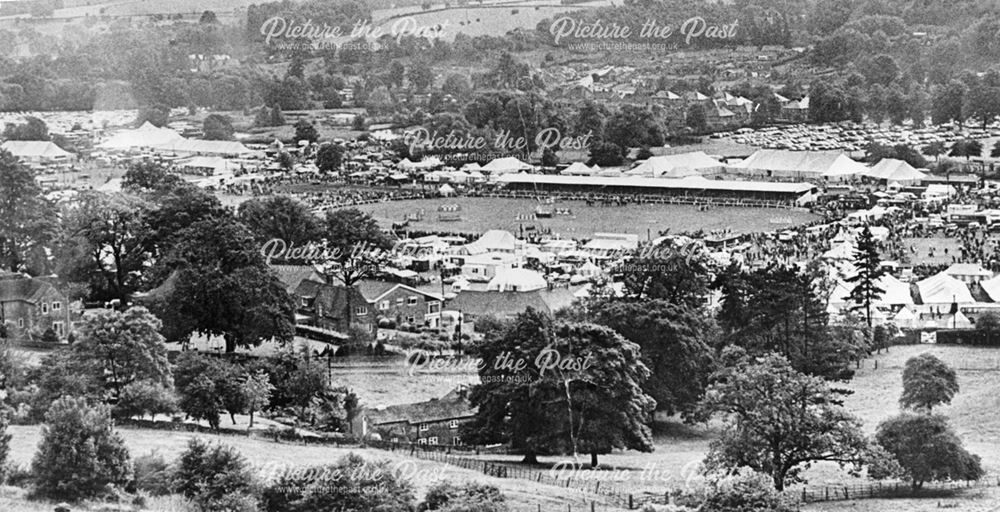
[1,140,75,163]
[923,184,956,199]
[482,157,533,175]
[876,274,914,307]
[729,150,866,181]
[893,307,916,329]
[823,242,855,260]
[438,183,455,196]
[626,151,724,178]
[154,138,256,156]
[978,275,1000,302]
[865,159,928,184]
[98,122,182,150]
[915,272,974,305]
[176,156,238,175]
[560,162,597,176]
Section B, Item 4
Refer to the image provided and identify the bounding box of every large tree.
[72,306,172,401]
[202,114,234,140]
[699,350,869,490]
[0,151,57,272]
[237,195,323,249]
[583,299,716,418]
[846,226,885,330]
[874,413,983,490]
[618,239,713,308]
[900,353,959,412]
[68,191,152,304]
[322,208,393,287]
[464,309,656,467]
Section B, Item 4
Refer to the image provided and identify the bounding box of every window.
[428,301,440,314]
[419,424,429,432]
[452,436,462,446]
[449,420,459,429]
[54,321,64,337]
[407,296,418,306]
[417,438,427,445]
[390,437,399,443]
[396,297,404,306]
[379,300,389,311]
[52,302,61,311]
[17,318,23,328]
[428,436,439,445]
[355,306,368,316]
[41,303,48,314]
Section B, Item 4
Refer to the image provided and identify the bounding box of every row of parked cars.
[713,121,1000,152]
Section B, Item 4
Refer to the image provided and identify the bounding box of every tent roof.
[916,272,974,304]
[876,274,914,306]
[733,150,867,177]
[466,230,517,254]
[865,159,928,181]
[482,157,532,174]
[626,151,723,178]
[496,173,816,194]
[99,122,183,150]
[154,138,255,156]
[1,140,73,159]
[978,275,1000,302]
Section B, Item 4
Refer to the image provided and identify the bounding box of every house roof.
[0,275,57,304]
[445,287,577,318]
[366,389,476,426]
[356,280,443,303]
[271,265,323,293]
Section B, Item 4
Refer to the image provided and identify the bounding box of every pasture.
[355,197,820,239]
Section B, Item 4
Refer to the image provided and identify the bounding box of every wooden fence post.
[629,494,634,509]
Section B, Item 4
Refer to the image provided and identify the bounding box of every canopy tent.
[877,274,914,307]
[893,306,917,329]
[482,157,533,175]
[915,272,974,305]
[864,158,928,185]
[625,151,724,178]
[1,140,75,163]
[460,162,483,172]
[560,161,597,176]
[154,138,256,157]
[978,275,1000,302]
[822,242,855,260]
[729,149,866,181]
[438,183,455,196]
[464,230,517,255]
[98,122,182,150]
[176,156,239,175]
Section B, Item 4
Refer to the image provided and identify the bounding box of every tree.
[874,413,983,490]
[699,350,869,490]
[2,116,49,140]
[976,311,1000,345]
[0,407,10,482]
[122,161,184,194]
[585,299,716,418]
[32,397,133,500]
[932,80,968,126]
[619,239,713,308]
[464,309,655,467]
[846,226,885,330]
[922,141,947,162]
[242,370,273,428]
[293,119,319,144]
[949,139,983,161]
[421,482,507,512]
[408,65,435,92]
[73,306,172,401]
[237,196,323,248]
[179,373,223,430]
[155,217,295,352]
[203,113,234,140]
[176,439,258,509]
[0,151,56,272]
[991,141,1000,159]
[261,454,414,512]
[685,104,708,133]
[700,468,795,512]
[316,143,346,173]
[587,141,624,167]
[135,105,169,128]
[199,10,217,23]
[114,380,178,420]
[900,353,959,412]
[322,208,393,287]
[68,191,152,304]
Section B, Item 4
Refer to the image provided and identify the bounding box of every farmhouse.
[0,273,72,340]
[358,386,475,446]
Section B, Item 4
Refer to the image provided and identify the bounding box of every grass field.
[355,197,819,239]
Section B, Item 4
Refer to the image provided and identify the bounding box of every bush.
[420,482,508,512]
[176,439,258,509]
[698,468,794,512]
[31,397,133,500]
[131,451,174,496]
[114,381,178,420]
[0,406,10,483]
[261,453,413,512]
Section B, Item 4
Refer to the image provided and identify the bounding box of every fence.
[798,477,999,503]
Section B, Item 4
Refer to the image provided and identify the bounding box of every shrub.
[261,453,414,512]
[40,327,59,343]
[175,439,258,509]
[131,451,174,496]
[420,482,508,512]
[0,406,10,483]
[697,468,794,512]
[114,381,178,421]
[31,397,133,500]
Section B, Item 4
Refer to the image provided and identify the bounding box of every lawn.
[355,197,819,239]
